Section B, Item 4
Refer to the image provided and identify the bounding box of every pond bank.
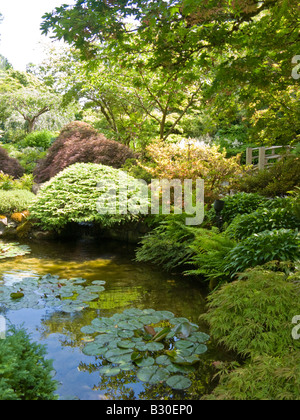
[0,213,151,244]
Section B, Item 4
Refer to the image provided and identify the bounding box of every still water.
[0,238,226,400]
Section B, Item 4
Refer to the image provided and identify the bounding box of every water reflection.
[0,238,227,400]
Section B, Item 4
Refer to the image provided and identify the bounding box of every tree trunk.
[27,118,36,133]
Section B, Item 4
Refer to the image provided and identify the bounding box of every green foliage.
[135,215,195,272]
[0,241,31,260]
[202,266,300,358]
[226,207,300,241]
[0,190,35,214]
[202,264,300,400]
[224,229,300,277]
[185,228,236,284]
[206,192,268,226]
[0,326,58,400]
[236,156,300,197]
[0,172,33,191]
[20,130,55,149]
[29,162,149,231]
[204,352,300,401]
[0,274,106,313]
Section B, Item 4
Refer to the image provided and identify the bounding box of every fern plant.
[185,228,236,284]
[135,214,195,271]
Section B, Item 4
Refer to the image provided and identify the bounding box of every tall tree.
[0,71,61,133]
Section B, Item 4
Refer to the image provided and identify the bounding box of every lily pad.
[137,366,169,384]
[99,366,121,377]
[166,375,192,390]
[136,356,155,367]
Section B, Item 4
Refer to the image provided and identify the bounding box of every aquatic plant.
[0,241,31,260]
[81,308,209,390]
[0,274,105,313]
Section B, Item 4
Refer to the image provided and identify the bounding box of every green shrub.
[135,215,195,271]
[29,162,149,231]
[204,352,300,400]
[206,192,268,226]
[236,155,300,197]
[0,172,33,192]
[202,265,300,400]
[0,190,35,214]
[224,229,300,276]
[202,266,300,358]
[0,326,58,400]
[20,130,55,149]
[185,228,236,284]
[226,207,300,240]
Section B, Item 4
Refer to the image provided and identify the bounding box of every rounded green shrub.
[29,162,149,231]
[21,130,55,150]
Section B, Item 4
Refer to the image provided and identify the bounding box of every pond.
[0,237,229,400]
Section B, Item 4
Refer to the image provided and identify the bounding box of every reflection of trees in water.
[77,356,218,401]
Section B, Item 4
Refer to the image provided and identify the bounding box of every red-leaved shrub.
[0,147,25,178]
[33,121,136,183]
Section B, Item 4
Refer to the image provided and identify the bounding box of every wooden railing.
[246,146,293,170]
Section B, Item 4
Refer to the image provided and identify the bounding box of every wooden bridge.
[246,145,293,170]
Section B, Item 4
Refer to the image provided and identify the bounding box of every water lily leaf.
[194,344,208,355]
[10,292,24,299]
[91,280,106,286]
[119,362,135,371]
[139,315,161,325]
[144,325,156,336]
[117,340,136,349]
[82,343,106,356]
[156,355,173,366]
[170,354,200,366]
[166,375,192,390]
[134,343,148,352]
[153,327,171,342]
[157,310,174,320]
[174,340,195,350]
[131,351,143,363]
[81,336,95,343]
[136,356,155,367]
[81,325,97,335]
[118,329,134,339]
[145,342,165,352]
[85,285,105,293]
[174,322,193,339]
[99,366,121,377]
[137,366,169,384]
[105,348,133,363]
[123,308,144,317]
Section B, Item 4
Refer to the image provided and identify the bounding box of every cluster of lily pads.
[0,242,31,260]
[81,308,210,391]
[0,274,106,312]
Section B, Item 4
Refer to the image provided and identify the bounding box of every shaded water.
[0,238,227,400]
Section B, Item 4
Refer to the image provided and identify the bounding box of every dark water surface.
[0,238,228,400]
